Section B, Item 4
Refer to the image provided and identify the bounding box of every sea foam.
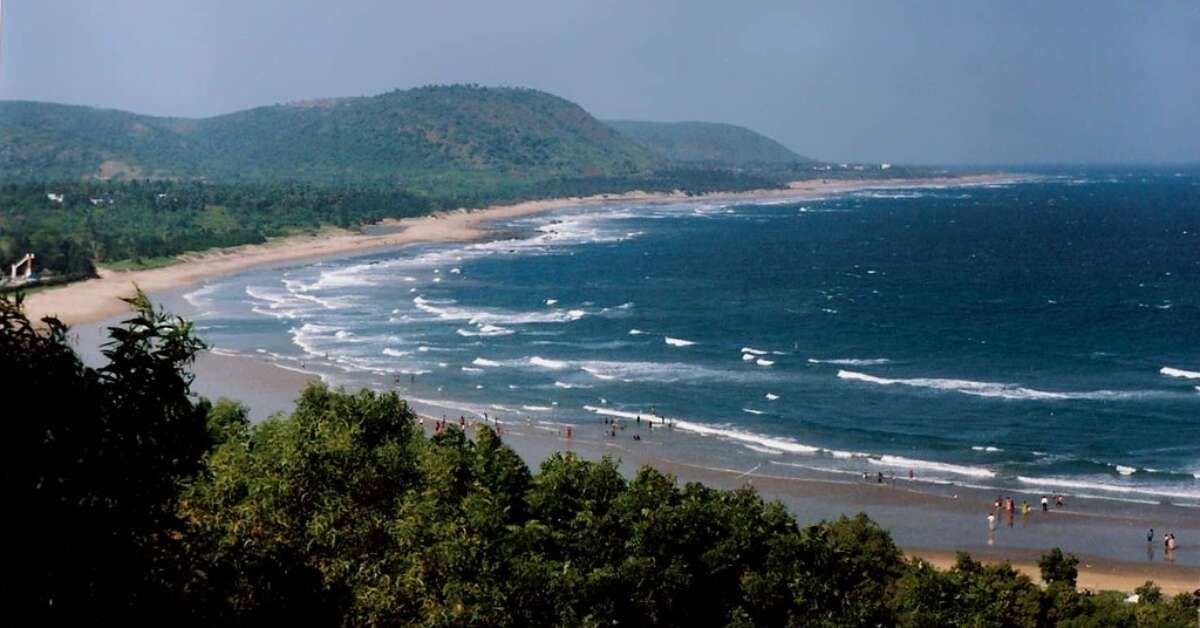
[1160,366,1200,380]
[837,370,1166,401]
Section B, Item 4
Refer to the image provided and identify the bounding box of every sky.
[2,0,1197,165]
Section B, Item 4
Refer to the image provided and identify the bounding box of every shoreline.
[55,171,1200,594]
[24,173,1016,327]
[181,352,1199,595]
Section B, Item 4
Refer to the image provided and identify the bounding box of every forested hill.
[0,85,663,188]
[605,119,811,166]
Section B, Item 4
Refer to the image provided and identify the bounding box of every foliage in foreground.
[2,294,1197,626]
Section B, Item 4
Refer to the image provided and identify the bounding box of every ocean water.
[184,170,1200,506]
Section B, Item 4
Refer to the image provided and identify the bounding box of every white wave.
[1016,475,1200,501]
[1160,366,1200,380]
[183,283,218,309]
[971,445,1003,452]
[1116,465,1136,476]
[741,347,768,355]
[671,419,823,455]
[756,359,775,367]
[414,294,587,326]
[308,263,375,290]
[382,348,411,358]
[289,323,344,355]
[522,405,553,412]
[765,393,780,401]
[472,358,502,367]
[456,324,514,337]
[629,329,646,335]
[554,381,591,389]
[461,366,483,373]
[578,360,771,384]
[743,443,783,455]
[869,455,996,479]
[664,336,696,347]
[545,299,558,306]
[742,354,756,361]
[807,358,891,366]
[742,408,766,415]
[582,366,616,380]
[529,356,570,369]
[837,370,1166,401]
[858,191,926,199]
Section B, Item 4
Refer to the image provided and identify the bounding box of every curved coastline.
[55,170,1200,594]
[24,174,1016,327]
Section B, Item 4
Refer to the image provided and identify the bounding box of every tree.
[2,290,210,620]
[1038,547,1080,587]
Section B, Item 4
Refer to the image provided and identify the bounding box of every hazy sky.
[3,1,1197,164]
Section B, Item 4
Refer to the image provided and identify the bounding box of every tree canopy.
[3,294,1196,626]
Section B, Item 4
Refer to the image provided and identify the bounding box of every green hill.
[605,119,811,166]
[0,85,662,189]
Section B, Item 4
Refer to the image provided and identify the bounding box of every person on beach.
[636,414,641,424]
[565,427,572,439]
[908,469,914,480]
[877,472,884,484]
[987,513,996,529]
[994,496,1002,511]
[1055,495,1064,508]
[633,433,641,441]
[1147,528,1154,543]
[1041,495,1049,512]
[1021,500,1030,515]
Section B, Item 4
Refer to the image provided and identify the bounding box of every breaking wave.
[837,370,1170,401]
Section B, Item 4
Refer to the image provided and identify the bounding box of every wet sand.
[132,350,1196,595]
[57,173,1200,594]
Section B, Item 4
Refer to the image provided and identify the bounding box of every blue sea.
[183,171,1200,507]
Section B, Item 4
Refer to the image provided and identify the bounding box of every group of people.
[426,413,507,437]
[986,494,1067,530]
[599,414,672,440]
[1148,528,1179,560]
[429,415,469,434]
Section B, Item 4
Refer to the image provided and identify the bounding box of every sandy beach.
[24,174,1012,327]
[177,353,1199,596]
[51,172,1200,596]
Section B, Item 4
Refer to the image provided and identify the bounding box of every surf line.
[734,463,763,481]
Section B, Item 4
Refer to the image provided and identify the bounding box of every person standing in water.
[1041,495,1049,512]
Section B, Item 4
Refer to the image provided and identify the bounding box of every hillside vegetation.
[4,293,1197,626]
[606,119,810,166]
[0,86,662,189]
